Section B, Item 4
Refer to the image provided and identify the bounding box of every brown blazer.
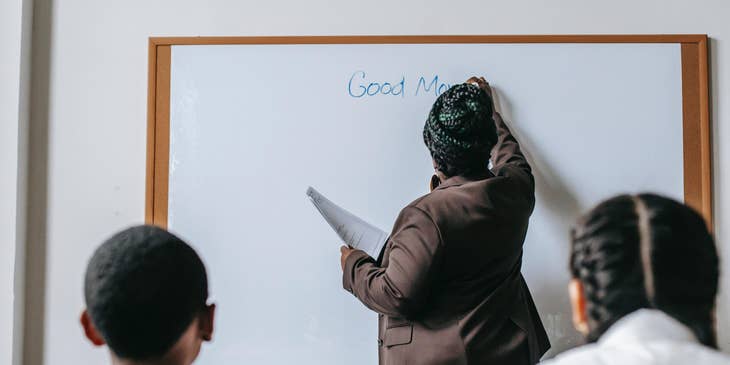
[343,112,550,364]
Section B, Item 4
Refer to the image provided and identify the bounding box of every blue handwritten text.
[348,71,405,98]
[347,72,454,99]
[415,75,451,96]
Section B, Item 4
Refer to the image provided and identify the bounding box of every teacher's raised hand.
[466,76,492,98]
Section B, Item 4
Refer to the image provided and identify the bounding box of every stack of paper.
[306,187,389,259]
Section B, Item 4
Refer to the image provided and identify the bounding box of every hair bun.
[423,83,497,176]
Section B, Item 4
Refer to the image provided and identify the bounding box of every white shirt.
[541,309,730,365]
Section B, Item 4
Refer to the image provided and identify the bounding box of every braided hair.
[570,194,718,347]
[423,83,497,177]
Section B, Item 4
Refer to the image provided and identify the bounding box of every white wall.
[0,0,22,360]
[1,0,31,363]
[15,0,730,363]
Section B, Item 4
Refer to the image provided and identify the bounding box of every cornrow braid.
[570,195,648,342]
[570,194,718,347]
[639,194,718,347]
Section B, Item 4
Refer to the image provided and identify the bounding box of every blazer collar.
[435,170,495,191]
[599,309,698,347]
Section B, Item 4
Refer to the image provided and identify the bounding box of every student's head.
[423,83,497,178]
[569,194,718,347]
[80,225,215,364]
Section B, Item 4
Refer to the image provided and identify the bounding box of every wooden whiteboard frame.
[145,35,713,230]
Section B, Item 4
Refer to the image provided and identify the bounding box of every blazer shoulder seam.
[405,205,445,249]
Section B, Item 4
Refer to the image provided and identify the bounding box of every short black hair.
[84,225,209,359]
[570,194,718,346]
[423,83,497,177]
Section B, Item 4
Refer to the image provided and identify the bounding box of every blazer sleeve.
[490,112,534,194]
[342,206,443,319]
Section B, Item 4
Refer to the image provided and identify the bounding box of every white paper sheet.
[307,187,389,258]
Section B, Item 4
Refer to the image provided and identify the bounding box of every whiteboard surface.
[168,43,683,363]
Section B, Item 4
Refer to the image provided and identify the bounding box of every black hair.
[84,225,209,359]
[570,194,718,347]
[423,83,497,177]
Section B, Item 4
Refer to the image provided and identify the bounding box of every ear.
[569,279,589,335]
[80,309,106,346]
[429,174,441,191]
[198,304,216,342]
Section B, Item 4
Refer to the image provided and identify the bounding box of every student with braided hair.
[339,77,550,364]
[542,194,730,365]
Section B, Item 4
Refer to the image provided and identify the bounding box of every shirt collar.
[434,170,494,191]
[599,309,699,347]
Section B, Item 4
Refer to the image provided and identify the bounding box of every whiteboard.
[165,43,684,363]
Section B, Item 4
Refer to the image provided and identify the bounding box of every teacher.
[340,77,550,364]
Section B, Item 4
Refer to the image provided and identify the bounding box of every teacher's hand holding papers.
[340,245,356,270]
